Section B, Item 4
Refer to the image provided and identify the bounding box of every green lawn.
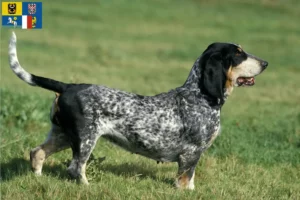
[1,0,300,199]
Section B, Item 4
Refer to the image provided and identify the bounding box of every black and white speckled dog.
[8,32,268,190]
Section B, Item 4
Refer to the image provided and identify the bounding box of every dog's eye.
[236,47,243,56]
[236,50,243,56]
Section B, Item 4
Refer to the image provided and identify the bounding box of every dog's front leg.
[175,151,201,190]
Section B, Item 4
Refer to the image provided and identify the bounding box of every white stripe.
[9,32,35,86]
[22,16,27,29]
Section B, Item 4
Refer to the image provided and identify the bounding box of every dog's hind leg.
[175,150,201,190]
[67,130,99,185]
[30,124,70,175]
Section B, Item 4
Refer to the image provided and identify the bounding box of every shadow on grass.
[0,158,30,181]
[1,156,174,186]
[98,162,175,186]
[42,163,70,181]
[0,157,69,182]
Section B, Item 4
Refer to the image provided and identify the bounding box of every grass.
[1,0,300,199]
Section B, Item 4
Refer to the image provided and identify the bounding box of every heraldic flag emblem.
[2,2,42,29]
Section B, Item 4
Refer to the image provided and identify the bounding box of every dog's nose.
[261,61,268,69]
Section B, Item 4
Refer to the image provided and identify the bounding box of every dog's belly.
[103,135,180,162]
[99,119,183,162]
[102,132,182,162]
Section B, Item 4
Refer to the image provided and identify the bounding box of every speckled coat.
[8,32,268,189]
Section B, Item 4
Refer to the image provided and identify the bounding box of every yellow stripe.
[2,2,22,16]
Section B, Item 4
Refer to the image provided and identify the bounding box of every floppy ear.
[202,52,226,101]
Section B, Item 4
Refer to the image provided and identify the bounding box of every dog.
[8,3,17,14]
[8,32,268,190]
[7,17,17,28]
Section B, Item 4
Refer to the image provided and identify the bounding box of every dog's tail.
[9,32,68,93]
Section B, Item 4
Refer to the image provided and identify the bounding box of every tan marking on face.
[225,66,234,96]
[237,47,243,53]
[238,44,242,48]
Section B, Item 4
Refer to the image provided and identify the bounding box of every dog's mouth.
[237,77,255,86]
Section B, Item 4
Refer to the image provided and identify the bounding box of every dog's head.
[199,43,268,103]
[8,3,17,14]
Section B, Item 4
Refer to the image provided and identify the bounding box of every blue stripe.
[2,16,22,27]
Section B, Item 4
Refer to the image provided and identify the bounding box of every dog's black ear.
[202,52,226,102]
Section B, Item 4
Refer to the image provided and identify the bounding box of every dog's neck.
[180,57,232,107]
[182,58,202,90]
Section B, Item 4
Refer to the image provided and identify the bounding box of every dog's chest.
[204,123,221,149]
[191,109,221,150]
[205,110,221,145]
